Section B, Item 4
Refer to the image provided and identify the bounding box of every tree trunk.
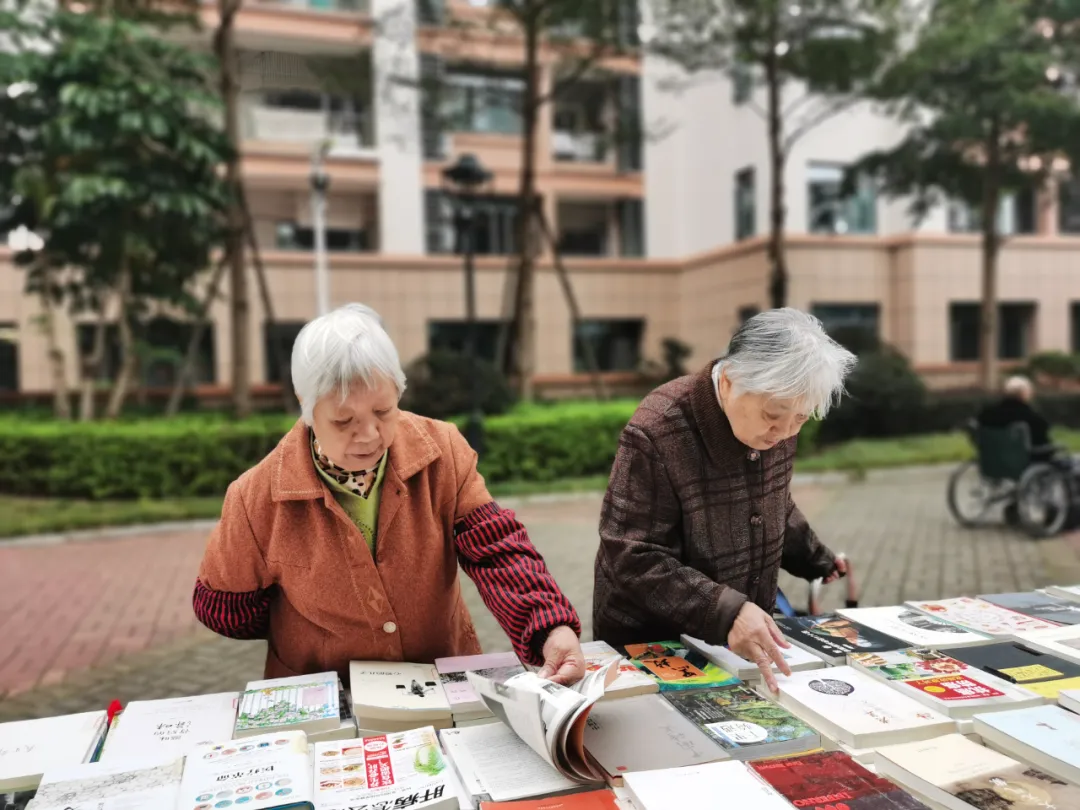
[978,123,1003,393]
[510,0,541,402]
[79,307,108,422]
[166,257,228,417]
[105,263,137,419]
[765,9,788,310]
[37,265,71,420]
[216,0,251,418]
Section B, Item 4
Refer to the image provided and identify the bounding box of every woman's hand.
[821,555,848,585]
[728,602,792,693]
[537,625,587,686]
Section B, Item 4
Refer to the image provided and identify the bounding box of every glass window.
[735,167,756,240]
[141,318,216,387]
[76,323,122,382]
[812,303,880,351]
[264,321,306,384]
[573,319,644,372]
[807,163,876,234]
[948,190,1037,235]
[732,61,752,104]
[428,319,504,364]
[1072,302,1080,354]
[442,71,524,135]
[1060,178,1080,234]
[949,302,1036,361]
[276,222,368,252]
[0,322,17,392]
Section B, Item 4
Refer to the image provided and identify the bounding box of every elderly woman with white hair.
[593,308,857,690]
[193,303,584,686]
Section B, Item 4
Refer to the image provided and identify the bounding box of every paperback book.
[979,591,1080,626]
[774,614,907,665]
[100,692,240,763]
[1013,624,1080,665]
[235,673,340,739]
[680,634,825,681]
[349,662,452,733]
[972,705,1080,786]
[907,597,1060,637]
[621,641,739,691]
[947,642,1080,699]
[622,761,792,810]
[837,605,992,649]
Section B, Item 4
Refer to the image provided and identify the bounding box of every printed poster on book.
[906,674,1006,702]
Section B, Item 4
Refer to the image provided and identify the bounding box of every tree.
[849,0,1080,391]
[646,0,904,308]
[0,9,232,419]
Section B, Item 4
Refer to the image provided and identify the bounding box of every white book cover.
[776,666,954,749]
[313,727,456,810]
[849,648,1044,719]
[349,662,451,723]
[681,634,824,679]
[181,729,315,809]
[623,761,790,810]
[100,692,240,764]
[1060,688,1080,714]
[876,733,1080,809]
[907,596,1060,637]
[974,705,1080,783]
[438,728,489,803]
[839,605,992,649]
[1015,624,1080,664]
[28,757,184,810]
[435,653,523,710]
[1047,584,1080,603]
[580,641,658,698]
[0,711,107,792]
[236,673,339,737]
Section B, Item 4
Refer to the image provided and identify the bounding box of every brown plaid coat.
[592,364,836,649]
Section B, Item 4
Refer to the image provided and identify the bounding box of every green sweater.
[312,448,388,555]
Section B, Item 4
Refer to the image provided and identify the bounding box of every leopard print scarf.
[311,433,382,499]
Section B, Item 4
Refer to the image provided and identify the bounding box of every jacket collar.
[271,412,441,502]
[688,360,749,467]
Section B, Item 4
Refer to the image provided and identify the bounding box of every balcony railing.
[553,130,607,163]
[250,0,370,13]
[244,106,375,156]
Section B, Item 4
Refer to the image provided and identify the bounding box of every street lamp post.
[442,153,492,457]
[310,141,332,316]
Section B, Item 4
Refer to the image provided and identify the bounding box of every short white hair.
[290,303,407,424]
[717,308,857,419]
[1004,375,1033,397]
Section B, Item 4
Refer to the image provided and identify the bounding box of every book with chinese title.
[622,761,791,810]
[750,750,930,809]
[972,705,1080,786]
[838,605,994,649]
[235,673,340,739]
[774,614,907,665]
[848,648,1044,719]
[947,642,1080,699]
[98,692,240,764]
[349,662,453,733]
[906,597,1060,637]
[181,729,315,809]
[436,652,525,725]
[621,641,738,691]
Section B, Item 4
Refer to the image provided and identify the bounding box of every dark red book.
[751,751,930,810]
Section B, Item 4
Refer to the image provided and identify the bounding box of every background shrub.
[400,351,515,420]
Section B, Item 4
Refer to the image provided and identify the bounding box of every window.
[734,167,756,240]
[617,198,645,257]
[276,222,369,252]
[76,320,213,386]
[264,321,306,384]
[738,306,760,325]
[949,302,1037,362]
[442,70,524,135]
[425,192,521,255]
[558,229,607,256]
[732,61,752,104]
[948,189,1037,235]
[811,303,880,352]
[0,322,17,391]
[1072,303,1080,354]
[573,319,644,373]
[807,163,876,234]
[428,319,504,364]
[1060,178,1080,234]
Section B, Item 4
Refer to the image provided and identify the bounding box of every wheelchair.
[947,420,1080,537]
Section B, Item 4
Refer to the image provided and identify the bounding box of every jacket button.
[383,622,397,634]
[750,514,763,526]
[748,450,760,461]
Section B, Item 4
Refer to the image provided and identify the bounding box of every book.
[948,642,1080,699]
[27,757,185,810]
[622,761,791,810]
[181,729,315,809]
[582,694,726,786]
[979,591,1080,626]
[578,641,658,699]
[750,750,931,809]
[436,653,525,722]
[875,733,1080,810]
[313,727,458,810]
[1014,624,1080,665]
[907,597,1060,637]
[235,673,340,739]
[774,614,907,665]
[621,641,739,691]
[662,684,820,760]
[466,660,620,785]
[838,605,993,649]
[99,692,240,764]
[1060,688,1080,714]
[439,723,582,804]
[973,705,1080,786]
[478,790,619,809]
[349,662,453,733]
[0,711,108,792]
[680,634,825,681]
[1046,584,1080,603]
[307,686,358,744]
[774,666,955,749]
[848,648,1045,720]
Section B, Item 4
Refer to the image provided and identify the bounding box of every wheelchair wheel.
[1017,463,1071,538]
[947,460,996,527]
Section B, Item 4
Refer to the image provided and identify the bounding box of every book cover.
[181,730,315,809]
[974,705,1080,777]
[1047,584,1080,603]
[100,692,240,763]
[623,761,792,810]
[236,673,338,736]
[949,642,1080,698]
[980,591,1080,626]
[0,711,107,792]
[479,791,619,810]
[877,734,1080,810]
[349,662,451,723]
[751,751,930,810]
[838,605,991,648]
[774,614,906,662]
[681,635,824,679]
[579,641,657,697]
[1014,624,1080,665]
[436,653,524,709]
[907,596,1060,636]
[663,685,818,758]
[28,757,185,810]
[622,641,738,691]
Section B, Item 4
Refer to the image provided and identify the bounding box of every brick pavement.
[2,467,1079,723]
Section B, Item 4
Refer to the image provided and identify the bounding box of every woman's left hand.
[537,626,586,686]
[821,556,848,585]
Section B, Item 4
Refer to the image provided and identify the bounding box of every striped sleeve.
[454,502,582,666]
[192,577,272,640]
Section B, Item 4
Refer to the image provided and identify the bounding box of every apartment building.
[2,0,1080,398]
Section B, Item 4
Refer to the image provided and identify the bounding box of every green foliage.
[400,351,516,420]
[820,346,928,444]
[1026,351,1080,382]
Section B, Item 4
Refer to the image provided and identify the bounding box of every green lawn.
[4,428,1080,539]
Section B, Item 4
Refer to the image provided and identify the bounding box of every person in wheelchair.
[976,376,1056,463]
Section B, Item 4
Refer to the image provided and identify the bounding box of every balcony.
[244,106,374,157]
[251,0,369,12]
[552,131,607,164]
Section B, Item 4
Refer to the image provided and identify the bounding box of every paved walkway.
[2,467,1079,723]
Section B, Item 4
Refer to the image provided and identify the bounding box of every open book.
[465,661,620,785]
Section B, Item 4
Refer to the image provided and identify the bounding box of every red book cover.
[480,790,619,810]
[751,751,930,810]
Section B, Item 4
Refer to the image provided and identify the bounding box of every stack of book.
[350,661,453,735]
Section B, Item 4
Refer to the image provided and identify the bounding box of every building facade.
[2,0,1080,398]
